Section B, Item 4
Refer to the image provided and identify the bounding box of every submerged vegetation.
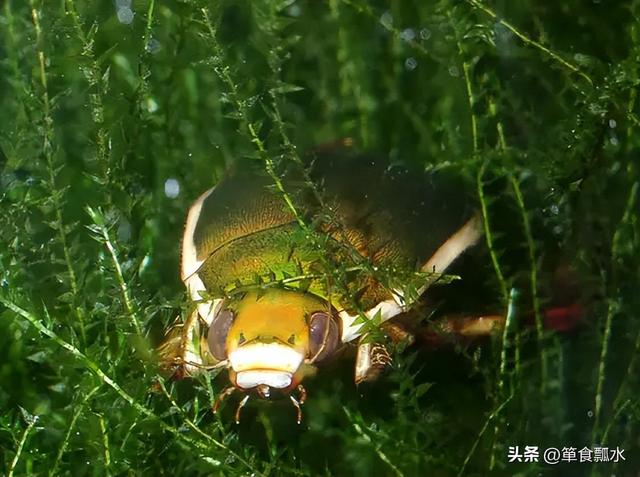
[0,0,639,475]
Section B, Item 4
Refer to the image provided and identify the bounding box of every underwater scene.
[1,1,639,476]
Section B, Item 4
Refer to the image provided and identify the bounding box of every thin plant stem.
[465,0,593,85]
[156,379,230,451]
[86,207,142,335]
[509,176,548,390]
[340,0,432,60]
[489,103,524,388]
[343,407,404,477]
[592,181,639,444]
[457,395,513,477]
[477,161,509,303]
[49,386,101,477]
[200,7,307,232]
[98,414,111,476]
[29,0,85,344]
[0,296,259,475]
[489,288,518,470]
[65,0,112,182]
[449,10,479,153]
[329,0,371,146]
[8,412,37,477]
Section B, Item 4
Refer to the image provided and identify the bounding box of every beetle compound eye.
[308,311,340,363]
[207,309,235,361]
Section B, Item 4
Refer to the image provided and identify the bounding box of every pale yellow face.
[215,289,339,393]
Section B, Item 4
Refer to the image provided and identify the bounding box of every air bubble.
[400,28,416,42]
[287,4,301,17]
[146,38,161,54]
[420,28,431,40]
[448,65,459,77]
[117,6,134,25]
[608,119,617,128]
[164,178,180,199]
[380,11,393,29]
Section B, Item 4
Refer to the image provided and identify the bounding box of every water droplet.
[117,6,134,25]
[610,135,619,146]
[608,119,617,128]
[164,178,180,198]
[404,57,418,71]
[380,11,393,29]
[420,27,431,40]
[400,28,415,42]
[448,65,460,77]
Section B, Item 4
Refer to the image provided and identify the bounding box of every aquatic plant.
[0,1,638,475]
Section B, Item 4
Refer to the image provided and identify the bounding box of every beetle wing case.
[184,151,476,315]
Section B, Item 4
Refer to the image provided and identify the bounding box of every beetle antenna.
[212,385,236,414]
[235,395,250,424]
[289,395,303,424]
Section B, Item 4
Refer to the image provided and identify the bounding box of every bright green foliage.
[1,1,639,476]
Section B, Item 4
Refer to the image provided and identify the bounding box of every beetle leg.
[296,384,307,405]
[234,395,250,424]
[437,314,505,336]
[354,340,392,384]
[381,321,415,346]
[419,215,483,283]
[289,395,303,424]
[418,313,505,348]
[158,309,203,379]
[212,385,237,415]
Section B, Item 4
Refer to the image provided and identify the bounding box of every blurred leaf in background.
[0,0,638,476]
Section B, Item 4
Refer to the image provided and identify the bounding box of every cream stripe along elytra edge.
[340,214,484,344]
[158,150,496,424]
[181,187,221,326]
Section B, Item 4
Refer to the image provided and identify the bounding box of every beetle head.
[206,288,341,420]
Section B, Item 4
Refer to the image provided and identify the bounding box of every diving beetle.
[159,148,574,423]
